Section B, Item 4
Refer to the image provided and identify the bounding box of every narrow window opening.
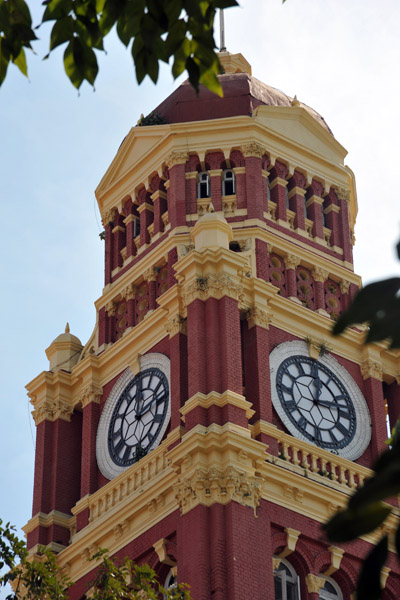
[222,169,235,195]
[198,172,210,198]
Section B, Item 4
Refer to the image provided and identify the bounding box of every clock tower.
[25,53,400,600]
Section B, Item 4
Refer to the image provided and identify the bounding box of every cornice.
[180,390,255,421]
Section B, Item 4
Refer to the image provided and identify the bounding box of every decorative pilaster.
[241,143,265,220]
[121,283,136,328]
[166,152,189,228]
[151,189,167,235]
[360,354,387,461]
[80,385,102,501]
[306,574,326,600]
[144,267,158,310]
[287,171,307,230]
[336,187,353,263]
[269,161,289,222]
[209,168,223,212]
[137,201,153,247]
[102,208,116,284]
[284,254,300,299]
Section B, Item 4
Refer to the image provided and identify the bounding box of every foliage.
[0,524,191,600]
[333,242,400,349]
[325,239,400,599]
[137,111,167,126]
[0,0,238,94]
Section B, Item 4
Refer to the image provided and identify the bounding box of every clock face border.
[96,353,171,480]
[270,341,371,461]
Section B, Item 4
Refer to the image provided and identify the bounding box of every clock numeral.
[338,406,351,419]
[284,400,297,411]
[153,413,163,423]
[297,415,308,431]
[329,430,338,443]
[313,426,322,443]
[113,438,125,456]
[336,422,349,437]
[278,383,293,395]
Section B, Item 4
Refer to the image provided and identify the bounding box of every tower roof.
[151,54,333,135]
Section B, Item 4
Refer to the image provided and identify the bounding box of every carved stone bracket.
[182,274,244,307]
[165,315,187,338]
[339,279,350,294]
[167,151,189,168]
[101,207,117,227]
[246,306,272,330]
[323,546,344,576]
[279,527,301,559]
[306,573,326,594]
[241,142,265,158]
[361,359,383,381]
[144,267,158,282]
[153,538,176,567]
[335,187,350,203]
[105,300,117,317]
[174,466,263,516]
[80,384,103,409]
[113,519,130,541]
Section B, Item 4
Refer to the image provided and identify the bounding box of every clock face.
[276,356,356,450]
[96,353,171,480]
[108,368,169,467]
[270,341,371,461]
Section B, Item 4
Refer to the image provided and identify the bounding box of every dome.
[51,322,82,347]
[151,53,333,135]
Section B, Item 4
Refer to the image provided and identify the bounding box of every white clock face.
[96,353,171,480]
[270,341,371,461]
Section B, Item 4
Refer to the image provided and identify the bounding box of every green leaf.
[356,536,388,600]
[12,45,27,75]
[42,0,73,23]
[49,16,74,50]
[199,66,222,96]
[63,37,98,88]
[0,36,10,85]
[323,502,391,543]
[348,462,400,510]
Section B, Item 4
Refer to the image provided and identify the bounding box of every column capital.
[105,300,116,316]
[246,306,272,330]
[340,279,351,294]
[79,384,103,409]
[241,142,264,158]
[306,574,326,595]
[361,359,383,381]
[167,151,189,168]
[101,207,117,227]
[336,186,350,202]
[284,254,300,270]
[165,315,187,338]
[312,267,329,283]
[144,267,158,282]
[121,283,136,300]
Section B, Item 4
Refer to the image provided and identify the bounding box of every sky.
[1,0,400,561]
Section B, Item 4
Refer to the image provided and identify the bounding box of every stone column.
[144,267,158,310]
[123,213,136,258]
[151,189,167,235]
[306,573,326,600]
[209,168,223,212]
[284,254,300,300]
[269,161,289,222]
[340,279,351,312]
[105,300,116,344]
[122,283,136,328]
[137,201,153,247]
[324,189,341,248]
[287,171,307,231]
[185,171,198,215]
[241,142,265,220]
[102,208,116,285]
[312,267,329,312]
[233,166,246,209]
[336,187,353,264]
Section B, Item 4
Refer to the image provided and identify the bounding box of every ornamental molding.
[105,300,116,316]
[182,274,244,307]
[101,208,117,227]
[323,546,344,576]
[121,283,136,301]
[32,399,74,425]
[173,466,263,516]
[153,538,176,567]
[166,151,189,168]
[335,187,350,203]
[312,267,329,283]
[283,254,300,270]
[279,527,301,559]
[165,315,187,338]
[246,306,272,330]
[306,574,326,594]
[360,359,384,381]
[339,279,350,294]
[144,267,158,282]
[241,142,265,158]
[79,384,103,409]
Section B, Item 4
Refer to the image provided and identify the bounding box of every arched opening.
[222,169,235,195]
[198,172,210,198]
[274,557,300,600]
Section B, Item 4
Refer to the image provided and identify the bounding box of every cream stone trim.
[208,169,223,177]
[105,300,116,316]
[101,207,116,227]
[288,186,306,200]
[241,142,265,158]
[121,282,136,300]
[306,574,326,594]
[336,187,350,202]
[123,213,135,225]
[324,204,340,215]
[381,566,391,588]
[165,315,187,338]
[283,254,300,270]
[323,546,344,576]
[272,557,281,571]
[23,510,73,534]
[269,177,288,190]
[339,279,350,294]
[150,189,167,201]
[144,267,157,282]
[137,202,154,214]
[306,195,324,207]
[233,166,246,175]
[278,527,301,558]
[180,390,255,421]
[185,171,198,180]
[261,168,270,179]
[166,151,189,168]
[112,226,124,235]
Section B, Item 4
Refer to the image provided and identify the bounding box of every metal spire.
[219,9,226,52]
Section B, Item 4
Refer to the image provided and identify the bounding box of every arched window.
[198,172,210,198]
[164,569,177,599]
[274,558,300,600]
[319,576,342,600]
[222,169,235,195]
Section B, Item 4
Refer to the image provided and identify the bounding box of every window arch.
[274,557,300,600]
[163,569,177,599]
[319,576,342,600]
[222,169,235,195]
[197,172,210,198]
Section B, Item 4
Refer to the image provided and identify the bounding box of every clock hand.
[140,392,166,415]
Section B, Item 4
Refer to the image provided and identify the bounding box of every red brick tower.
[25,53,400,600]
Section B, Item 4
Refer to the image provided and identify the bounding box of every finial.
[219,9,226,52]
[65,322,70,333]
[291,95,301,106]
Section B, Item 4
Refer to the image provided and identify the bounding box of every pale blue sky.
[1,0,399,561]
